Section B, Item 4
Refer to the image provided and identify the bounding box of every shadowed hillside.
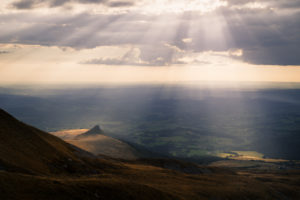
[0,108,101,175]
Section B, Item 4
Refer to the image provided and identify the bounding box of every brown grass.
[1,161,300,200]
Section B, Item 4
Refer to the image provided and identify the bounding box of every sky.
[0,0,300,84]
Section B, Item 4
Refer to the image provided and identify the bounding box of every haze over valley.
[1,83,300,162]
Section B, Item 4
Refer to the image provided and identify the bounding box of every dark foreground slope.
[1,108,300,200]
[1,162,300,200]
[0,108,106,175]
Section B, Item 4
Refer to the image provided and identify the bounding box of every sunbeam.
[0,0,300,84]
[1,0,300,198]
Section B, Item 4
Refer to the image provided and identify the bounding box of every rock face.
[75,125,104,139]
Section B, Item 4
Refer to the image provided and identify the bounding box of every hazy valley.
[1,84,300,161]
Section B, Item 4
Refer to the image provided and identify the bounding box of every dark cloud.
[11,0,135,9]
[226,0,300,8]
[12,0,36,9]
[278,1,300,9]
[108,1,134,7]
[242,45,300,66]
[224,8,300,65]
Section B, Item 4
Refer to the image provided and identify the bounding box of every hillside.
[69,135,140,160]
[52,126,141,160]
[1,108,300,200]
[1,158,300,200]
[0,108,99,175]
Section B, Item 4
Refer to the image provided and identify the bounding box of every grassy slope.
[1,163,300,200]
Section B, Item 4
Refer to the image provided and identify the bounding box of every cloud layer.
[1,0,300,66]
[12,0,134,9]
